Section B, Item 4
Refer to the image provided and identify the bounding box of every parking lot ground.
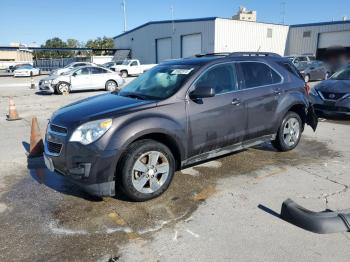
[0,77,349,261]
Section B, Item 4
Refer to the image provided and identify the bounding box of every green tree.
[35,37,69,59]
[86,36,114,55]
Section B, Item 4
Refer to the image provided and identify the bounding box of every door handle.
[231,98,241,106]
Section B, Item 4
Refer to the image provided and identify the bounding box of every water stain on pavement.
[0,138,340,261]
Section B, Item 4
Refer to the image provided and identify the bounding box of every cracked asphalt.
[0,77,349,262]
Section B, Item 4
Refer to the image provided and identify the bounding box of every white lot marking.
[0,203,7,213]
[182,161,222,176]
[181,167,200,176]
[185,229,200,238]
[104,226,133,234]
[198,161,222,168]
[49,221,88,236]
[173,230,178,241]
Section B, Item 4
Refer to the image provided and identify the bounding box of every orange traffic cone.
[6,97,21,121]
[29,116,44,158]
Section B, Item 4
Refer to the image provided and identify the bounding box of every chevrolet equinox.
[44,52,318,201]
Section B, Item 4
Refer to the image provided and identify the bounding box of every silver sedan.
[39,66,125,94]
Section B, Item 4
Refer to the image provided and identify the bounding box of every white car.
[13,65,40,77]
[51,62,96,76]
[111,59,157,78]
[39,66,125,94]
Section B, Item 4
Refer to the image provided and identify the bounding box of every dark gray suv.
[43,52,318,201]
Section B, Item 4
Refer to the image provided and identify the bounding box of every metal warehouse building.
[113,17,350,64]
[113,17,289,64]
[286,20,350,61]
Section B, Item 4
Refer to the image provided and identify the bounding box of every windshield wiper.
[120,92,147,100]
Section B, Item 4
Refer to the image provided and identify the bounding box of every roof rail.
[229,52,281,57]
[194,52,231,57]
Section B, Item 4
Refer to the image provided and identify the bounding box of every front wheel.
[56,82,70,95]
[105,80,118,92]
[272,112,302,152]
[119,139,175,201]
[304,74,310,83]
[325,72,330,80]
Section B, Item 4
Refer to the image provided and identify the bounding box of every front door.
[70,67,92,90]
[186,63,246,157]
[236,61,282,140]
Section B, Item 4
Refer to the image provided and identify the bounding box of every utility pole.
[171,5,175,34]
[122,0,127,32]
[280,1,286,25]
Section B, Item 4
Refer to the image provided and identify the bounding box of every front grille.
[320,92,346,100]
[47,141,62,154]
[50,124,67,134]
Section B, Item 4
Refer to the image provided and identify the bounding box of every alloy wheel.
[131,151,170,194]
[283,117,300,147]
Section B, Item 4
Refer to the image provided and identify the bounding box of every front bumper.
[309,93,350,117]
[14,72,30,77]
[43,125,118,196]
[39,82,55,93]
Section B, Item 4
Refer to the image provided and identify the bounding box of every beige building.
[232,6,257,22]
[0,49,33,62]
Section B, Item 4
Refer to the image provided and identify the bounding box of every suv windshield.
[119,64,198,100]
[331,67,350,80]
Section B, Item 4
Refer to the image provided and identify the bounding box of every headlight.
[310,88,319,96]
[70,119,112,145]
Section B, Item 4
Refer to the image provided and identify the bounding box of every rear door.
[236,61,283,140]
[186,62,246,157]
[90,67,110,89]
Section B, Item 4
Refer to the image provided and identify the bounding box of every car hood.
[315,79,350,93]
[51,93,157,127]
[41,75,61,81]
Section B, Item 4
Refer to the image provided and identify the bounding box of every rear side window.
[195,63,237,94]
[277,61,302,79]
[91,67,108,74]
[237,62,282,89]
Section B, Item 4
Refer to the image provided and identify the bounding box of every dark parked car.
[297,61,330,83]
[43,52,318,201]
[309,65,350,118]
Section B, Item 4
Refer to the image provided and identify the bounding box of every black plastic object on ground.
[281,199,350,234]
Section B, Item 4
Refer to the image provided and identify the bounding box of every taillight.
[304,83,310,94]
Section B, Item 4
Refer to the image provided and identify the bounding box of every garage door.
[182,34,202,58]
[156,38,172,63]
[318,31,350,49]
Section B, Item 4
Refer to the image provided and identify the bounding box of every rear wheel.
[121,70,128,78]
[119,139,175,201]
[105,80,118,92]
[272,112,302,152]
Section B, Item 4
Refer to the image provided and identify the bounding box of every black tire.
[55,82,70,95]
[105,80,118,92]
[121,70,128,78]
[118,139,175,201]
[30,71,33,77]
[272,112,302,152]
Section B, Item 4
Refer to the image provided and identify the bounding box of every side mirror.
[72,72,77,76]
[190,85,216,99]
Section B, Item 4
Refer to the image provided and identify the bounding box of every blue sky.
[0,0,349,45]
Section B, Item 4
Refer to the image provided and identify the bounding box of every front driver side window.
[75,67,90,75]
[194,64,237,95]
[131,61,138,66]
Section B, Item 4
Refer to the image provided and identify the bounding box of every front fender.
[105,115,186,163]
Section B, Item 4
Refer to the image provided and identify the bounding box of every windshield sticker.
[171,68,194,75]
